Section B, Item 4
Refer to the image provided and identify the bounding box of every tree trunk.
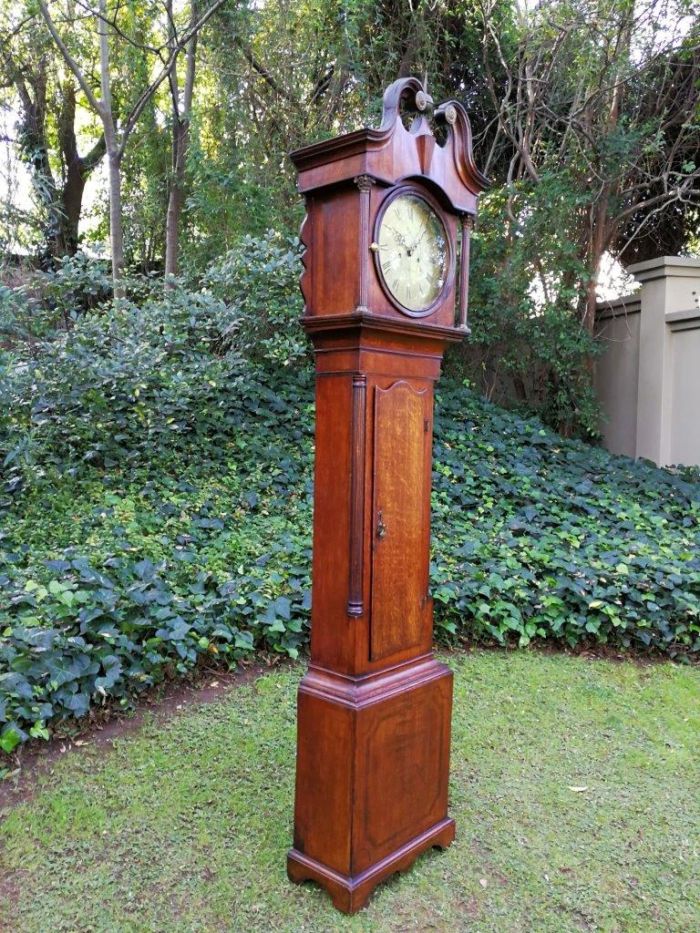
[582,198,613,337]
[164,122,187,285]
[583,270,599,336]
[107,151,125,294]
[98,0,124,296]
[49,160,84,258]
[164,16,197,287]
[50,84,106,258]
[581,11,630,337]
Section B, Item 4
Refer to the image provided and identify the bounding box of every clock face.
[376,192,449,314]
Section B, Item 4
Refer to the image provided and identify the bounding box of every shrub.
[449,181,603,438]
[0,287,244,489]
[0,280,58,347]
[0,361,314,752]
[203,231,308,367]
[36,253,114,318]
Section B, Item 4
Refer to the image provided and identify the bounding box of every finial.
[415,90,430,112]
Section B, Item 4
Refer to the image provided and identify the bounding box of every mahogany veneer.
[287,77,487,914]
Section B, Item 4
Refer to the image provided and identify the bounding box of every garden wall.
[595,256,700,467]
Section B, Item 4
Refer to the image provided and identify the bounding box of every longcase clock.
[287,77,488,914]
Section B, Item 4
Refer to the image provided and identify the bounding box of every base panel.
[287,817,455,914]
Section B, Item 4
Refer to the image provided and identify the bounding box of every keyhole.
[376,510,387,540]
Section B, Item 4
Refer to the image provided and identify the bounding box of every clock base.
[289,655,455,913]
[287,817,455,914]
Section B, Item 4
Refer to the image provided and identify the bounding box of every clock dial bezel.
[373,184,454,318]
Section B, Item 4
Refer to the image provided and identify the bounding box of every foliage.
[431,386,700,655]
[0,283,36,346]
[0,288,314,748]
[449,180,602,436]
[3,0,698,427]
[2,655,699,931]
[0,291,698,748]
[32,253,115,316]
[0,288,244,484]
[203,231,309,367]
[0,254,121,348]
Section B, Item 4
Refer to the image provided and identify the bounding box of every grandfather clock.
[287,77,487,914]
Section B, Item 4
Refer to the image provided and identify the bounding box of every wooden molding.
[347,374,367,617]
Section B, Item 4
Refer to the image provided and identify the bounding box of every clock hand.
[409,222,429,253]
[386,224,409,249]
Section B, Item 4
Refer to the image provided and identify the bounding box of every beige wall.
[595,298,641,458]
[595,256,700,467]
[669,316,700,467]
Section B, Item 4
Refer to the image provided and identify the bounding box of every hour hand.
[386,224,409,248]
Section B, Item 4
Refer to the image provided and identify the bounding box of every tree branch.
[232,36,298,107]
[71,0,163,56]
[612,169,700,226]
[119,0,228,154]
[37,0,103,116]
[81,133,106,174]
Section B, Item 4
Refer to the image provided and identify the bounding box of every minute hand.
[409,223,429,253]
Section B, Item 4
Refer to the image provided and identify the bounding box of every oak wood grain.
[370,381,428,661]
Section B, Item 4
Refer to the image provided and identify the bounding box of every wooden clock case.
[287,77,487,914]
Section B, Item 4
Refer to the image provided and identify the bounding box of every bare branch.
[612,169,700,227]
[37,0,102,116]
[233,36,299,107]
[614,188,700,260]
[0,13,37,51]
[81,133,106,173]
[71,0,164,56]
[119,0,228,154]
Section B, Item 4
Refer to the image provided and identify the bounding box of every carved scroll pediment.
[290,76,489,213]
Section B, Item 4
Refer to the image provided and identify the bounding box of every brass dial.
[376,193,448,313]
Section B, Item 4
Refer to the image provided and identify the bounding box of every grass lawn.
[1,650,698,932]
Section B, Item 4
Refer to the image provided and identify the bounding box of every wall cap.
[666,307,700,332]
[596,294,642,319]
[627,255,700,282]
[666,307,700,322]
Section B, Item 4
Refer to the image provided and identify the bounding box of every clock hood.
[290,77,489,216]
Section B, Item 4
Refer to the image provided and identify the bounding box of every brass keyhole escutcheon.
[376,510,387,540]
